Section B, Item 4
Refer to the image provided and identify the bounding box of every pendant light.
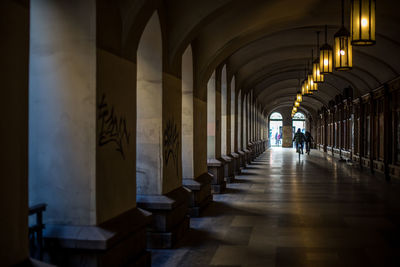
[350,0,376,46]
[313,32,324,83]
[302,64,313,96]
[308,56,318,91]
[296,91,303,103]
[335,0,353,70]
[320,25,333,74]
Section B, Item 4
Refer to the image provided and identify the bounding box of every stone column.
[0,1,29,265]
[220,67,234,182]
[237,91,246,168]
[207,69,226,193]
[359,98,365,168]
[369,94,375,173]
[182,45,212,217]
[29,1,151,264]
[383,86,391,180]
[282,110,293,148]
[230,78,240,175]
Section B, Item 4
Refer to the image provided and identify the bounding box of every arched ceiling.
[164,0,400,114]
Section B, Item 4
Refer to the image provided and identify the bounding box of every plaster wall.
[136,12,163,195]
[0,1,29,264]
[29,0,96,225]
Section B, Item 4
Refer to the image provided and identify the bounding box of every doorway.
[269,112,283,147]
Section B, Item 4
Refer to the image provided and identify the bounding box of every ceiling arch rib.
[243,69,356,97]
[233,48,392,89]
[257,85,334,107]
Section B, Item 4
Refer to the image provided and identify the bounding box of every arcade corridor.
[153,148,400,267]
[3,0,400,266]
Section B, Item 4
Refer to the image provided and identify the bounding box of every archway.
[269,112,283,147]
[292,112,306,137]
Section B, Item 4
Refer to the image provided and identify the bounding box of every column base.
[243,148,252,165]
[237,150,246,169]
[207,159,226,194]
[221,155,235,183]
[183,173,213,217]
[137,187,190,249]
[44,208,152,267]
[230,152,241,175]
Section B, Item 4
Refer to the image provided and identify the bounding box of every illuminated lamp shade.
[303,79,313,96]
[313,58,324,83]
[320,43,333,74]
[351,0,375,46]
[296,91,303,102]
[320,25,333,74]
[334,26,352,70]
[295,100,300,108]
[335,0,353,70]
[308,74,318,91]
[293,106,298,113]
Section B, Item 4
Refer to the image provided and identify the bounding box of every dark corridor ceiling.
[166,0,400,114]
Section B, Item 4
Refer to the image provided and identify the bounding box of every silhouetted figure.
[305,131,314,155]
[292,129,305,154]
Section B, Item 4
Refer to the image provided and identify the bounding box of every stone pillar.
[220,66,234,183]
[230,77,240,175]
[369,94,375,173]
[181,45,212,217]
[243,93,252,164]
[237,91,246,168]
[383,86,391,180]
[282,111,293,148]
[207,69,226,193]
[359,98,365,168]
[29,1,151,264]
[0,1,29,265]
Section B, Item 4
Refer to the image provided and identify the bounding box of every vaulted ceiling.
[165,0,400,114]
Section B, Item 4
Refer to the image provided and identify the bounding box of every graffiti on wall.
[164,119,179,175]
[98,94,130,160]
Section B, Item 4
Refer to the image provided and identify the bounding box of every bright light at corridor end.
[351,0,376,46]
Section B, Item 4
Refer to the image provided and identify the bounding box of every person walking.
[304,131,314,155]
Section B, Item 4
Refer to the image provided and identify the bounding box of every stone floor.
[152,148,400,267]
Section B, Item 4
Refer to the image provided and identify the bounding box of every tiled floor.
[152,148,400,267]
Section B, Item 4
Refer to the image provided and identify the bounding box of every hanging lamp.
[313,32,324,83]
[350,0,376,46]
[335,0,353,70]
[296,91,303,103]
[320,25,333,74]
[308,56,318,91]
[303,64,313,96]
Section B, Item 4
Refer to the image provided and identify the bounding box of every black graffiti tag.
[98,94,130,159]
[163,119,179,175]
